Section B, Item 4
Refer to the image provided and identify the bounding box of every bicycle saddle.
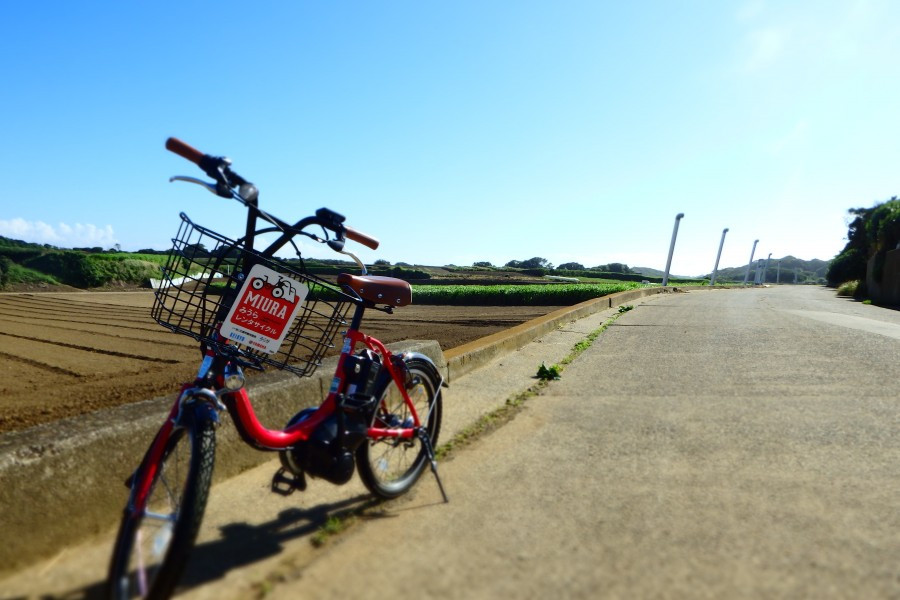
[337,273,412,307]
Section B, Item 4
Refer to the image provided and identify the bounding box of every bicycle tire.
[356,357,442,499]
[107,405,217,600]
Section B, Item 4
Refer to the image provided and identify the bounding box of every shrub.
[88,257,162,286]
[21,251,162,287]
[827,248,866,287]
[835,280,859,297]
[0,258,60,287]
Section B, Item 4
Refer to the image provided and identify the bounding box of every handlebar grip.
[345,226,380,250]
[165,137,205,165]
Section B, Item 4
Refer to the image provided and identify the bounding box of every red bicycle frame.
[129,317,423,514]
[224,326,421,449]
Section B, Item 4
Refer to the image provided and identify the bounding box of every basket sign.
[219,264,309,354]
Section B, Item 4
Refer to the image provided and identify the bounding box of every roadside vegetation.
[0,238,678,302]
[0,237,165,289]
[827,196,900,300]
[0,238,715,303]
[835,280,859,297]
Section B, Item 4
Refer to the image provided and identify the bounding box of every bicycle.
[107,138,447,600]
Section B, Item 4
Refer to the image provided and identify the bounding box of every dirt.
[0,290,561,434]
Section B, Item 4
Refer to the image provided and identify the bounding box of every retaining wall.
[866,249,900,306]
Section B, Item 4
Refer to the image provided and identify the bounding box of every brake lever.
[169,176,220,195]
[335,246,368,275]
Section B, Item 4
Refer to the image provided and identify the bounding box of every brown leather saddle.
[337,273,412,307]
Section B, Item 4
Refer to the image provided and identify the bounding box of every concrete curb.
[0,285,678,575]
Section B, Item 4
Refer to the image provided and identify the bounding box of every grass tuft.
[836,280,859,297]
[311,514,357,548]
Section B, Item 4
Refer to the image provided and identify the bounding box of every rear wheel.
[107,407,216,599]
[356,357,442,499]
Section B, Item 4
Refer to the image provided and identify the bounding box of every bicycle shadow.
[179,493,379,590]
[41,494,378,600]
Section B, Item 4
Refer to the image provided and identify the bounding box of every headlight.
[223,364,245,391]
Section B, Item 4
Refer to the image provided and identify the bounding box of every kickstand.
[417,427,449,503]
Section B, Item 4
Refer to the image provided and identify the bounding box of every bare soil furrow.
[375,317,536,327]
[1,331,183,364]
[0,294,147,312]
[0,302,148,323]
[0,293,148,310]
[0,317,193,348]
[0,291,554,433]
[0,312,152,331]
[0,350,83,378]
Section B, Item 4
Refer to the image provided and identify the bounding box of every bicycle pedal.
[271,467,307,496]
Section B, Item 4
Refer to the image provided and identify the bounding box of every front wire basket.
[151,213,356,377]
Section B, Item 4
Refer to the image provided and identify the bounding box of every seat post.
[348,298,366,333]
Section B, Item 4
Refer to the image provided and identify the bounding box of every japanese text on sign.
[219,264,308,354]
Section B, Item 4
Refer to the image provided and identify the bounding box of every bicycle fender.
[401,352,448,389]
[190,401,221,426]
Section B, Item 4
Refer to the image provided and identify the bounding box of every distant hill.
[631,266,704,280]
[632,266,668,278]
[705,256,830,284]
[634,257,829,284]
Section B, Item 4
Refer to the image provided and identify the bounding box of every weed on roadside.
[311,515,356,548]
[536,362,561,380]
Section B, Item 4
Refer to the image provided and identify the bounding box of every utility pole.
[709,228,729,286]
[662,213,684,287]
[743,239,759,285]
[776,260,781,284]
[762,253,772,284]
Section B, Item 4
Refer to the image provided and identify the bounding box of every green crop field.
[410,282,640,305]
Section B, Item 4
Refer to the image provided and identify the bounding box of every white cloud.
[0,218,117,248]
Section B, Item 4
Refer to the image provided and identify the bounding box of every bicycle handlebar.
[344,226,379,250]
[165,137,205,165]
[164,137,380,251]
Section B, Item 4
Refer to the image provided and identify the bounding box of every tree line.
[827,196,900,291]
[473,257,636,274]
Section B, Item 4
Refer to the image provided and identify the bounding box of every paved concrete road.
[265,286,900,599]
[3,286,898,599]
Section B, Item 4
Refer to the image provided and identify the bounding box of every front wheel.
[107,406,217,599]
[356,357,443,499]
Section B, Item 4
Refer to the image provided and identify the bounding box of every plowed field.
[0,292,560,433]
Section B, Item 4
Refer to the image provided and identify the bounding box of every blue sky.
[2,1,898,276]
